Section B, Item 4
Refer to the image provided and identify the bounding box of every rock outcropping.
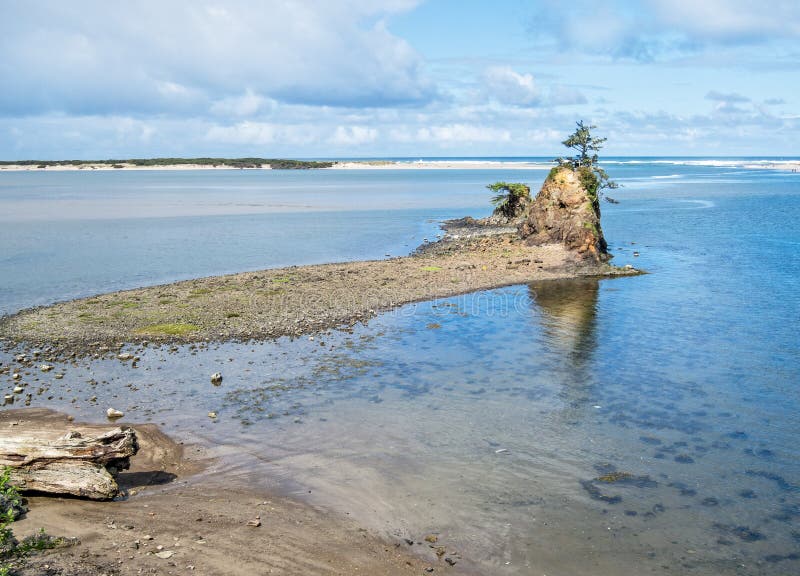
[519,166,609,261]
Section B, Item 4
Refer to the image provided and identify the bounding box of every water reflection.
[528,279,600,421]
[529,279,599,363]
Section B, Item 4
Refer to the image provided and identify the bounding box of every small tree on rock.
[555,121,618,201]
[487,182,531,219]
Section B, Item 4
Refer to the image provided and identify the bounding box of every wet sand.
[3,409,456,576]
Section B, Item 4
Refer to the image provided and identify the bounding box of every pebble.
[208,411,217,419]
[210,372,223,386]
[40,364,54,372]
[106,408,124,419]
[13,386,23,394]
[154,550,174,559]
[117,353,134,361]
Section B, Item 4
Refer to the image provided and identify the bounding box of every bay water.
[1,160,798,574]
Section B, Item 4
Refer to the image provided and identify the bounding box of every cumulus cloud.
[330,126,379,146]
[210,90,276,118]
[483,66,540,106]
[206,122,277,145]
[649,0,800,43]
[411,124,511,145]
[481,66,586,108]
[0,0,433,116]
[705,91,750,102]
[530,0,800,61]
[205,121,325,147]
[546,85,588,106]
[705,90,753,114]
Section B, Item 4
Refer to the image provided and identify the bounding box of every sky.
[1,0,798,158]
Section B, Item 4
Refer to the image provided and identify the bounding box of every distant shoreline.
[0,158,332,171]
[1,158,798,172]
[0,163,273,171]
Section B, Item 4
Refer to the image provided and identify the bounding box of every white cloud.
[114,117,155,143]
[532,0,800,61]
[205,122,276,145]
[205,121,328,147]
[413,124,511,145]
[0,1,432,116]
[483,66,540,106]
[705,90,750,102]
[210,90,275,117]
[649,0,800,41]
[547,85,588,106]
[330,126,379,146]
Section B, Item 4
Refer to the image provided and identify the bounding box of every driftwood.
[0,427,138,499]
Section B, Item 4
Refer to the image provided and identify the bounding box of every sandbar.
[0,232,639,353]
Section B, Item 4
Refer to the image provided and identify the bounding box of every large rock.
[519,166,608,261]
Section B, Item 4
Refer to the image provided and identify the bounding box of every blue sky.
[1,0,798,158]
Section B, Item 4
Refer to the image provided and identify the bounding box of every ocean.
[1,159,799,574]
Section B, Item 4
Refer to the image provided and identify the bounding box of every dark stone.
[764,553,800,564]
[714,523,765,542]
[746,470,798,492]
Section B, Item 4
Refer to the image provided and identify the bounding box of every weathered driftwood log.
[0,427,138,499]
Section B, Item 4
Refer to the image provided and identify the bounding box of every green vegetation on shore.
[1,467,66,575]
[0,158,334,169]
[487,181,531,218]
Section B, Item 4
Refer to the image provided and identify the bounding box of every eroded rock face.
[519,166,609,261]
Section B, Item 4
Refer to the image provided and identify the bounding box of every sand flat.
[3,408,442,576]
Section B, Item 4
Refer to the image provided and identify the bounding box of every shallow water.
[1,161,799,574]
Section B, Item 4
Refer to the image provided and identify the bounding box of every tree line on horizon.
[0,158,334,169]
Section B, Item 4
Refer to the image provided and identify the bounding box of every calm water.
[1,161,799,574]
